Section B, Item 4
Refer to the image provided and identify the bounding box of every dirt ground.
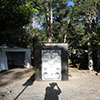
[0,67,100,100]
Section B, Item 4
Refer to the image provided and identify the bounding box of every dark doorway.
[6,52,25,69]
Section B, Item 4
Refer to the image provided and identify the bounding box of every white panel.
[42,50,62,80]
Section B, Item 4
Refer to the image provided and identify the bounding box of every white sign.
[42,50,62,80]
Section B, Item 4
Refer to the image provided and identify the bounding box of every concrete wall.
[34,43,68,80]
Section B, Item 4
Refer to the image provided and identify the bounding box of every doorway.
[6,52,25,69]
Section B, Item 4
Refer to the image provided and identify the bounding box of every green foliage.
[0,0,33,31]
[1,0,100,54]
[0,0,34,48]
[32,0,72,42]
[94,38,100,45]
[71,0,100,47]
[98,23,100,28]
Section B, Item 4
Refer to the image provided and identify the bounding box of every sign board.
[42,50,62,80]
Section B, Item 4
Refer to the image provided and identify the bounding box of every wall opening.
[6,52,25,69]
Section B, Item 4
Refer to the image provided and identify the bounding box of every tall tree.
[32,0,72,42]
[0,0,33,46]
[72,0,100,70]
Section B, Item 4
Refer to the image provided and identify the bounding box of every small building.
[0,45,31,71]
[34,43,68,81]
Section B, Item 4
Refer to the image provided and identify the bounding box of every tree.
[72,0,100,71]
[32,0,72,42]
[0,0,33,46]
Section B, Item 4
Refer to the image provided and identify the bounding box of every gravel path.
[0,68,100,100]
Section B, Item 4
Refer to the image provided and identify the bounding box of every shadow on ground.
[23,73,35,86]
[44,83,61,100]
[0,68,34,87]
[14,73,35,100]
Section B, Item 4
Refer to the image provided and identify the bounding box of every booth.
[34,43,68,80]
[0,45,31,71]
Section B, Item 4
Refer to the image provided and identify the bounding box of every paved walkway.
[0,68,100,100]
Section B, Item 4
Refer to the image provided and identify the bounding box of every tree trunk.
[64,34,67,43]
[47,0,53,43]
[32,15,35,29]
[88,41,94,70]
[46,11,52,42]
[97,45,100,72]
[50,0,53,24]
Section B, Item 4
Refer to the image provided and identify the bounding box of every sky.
[68,1,74,6]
